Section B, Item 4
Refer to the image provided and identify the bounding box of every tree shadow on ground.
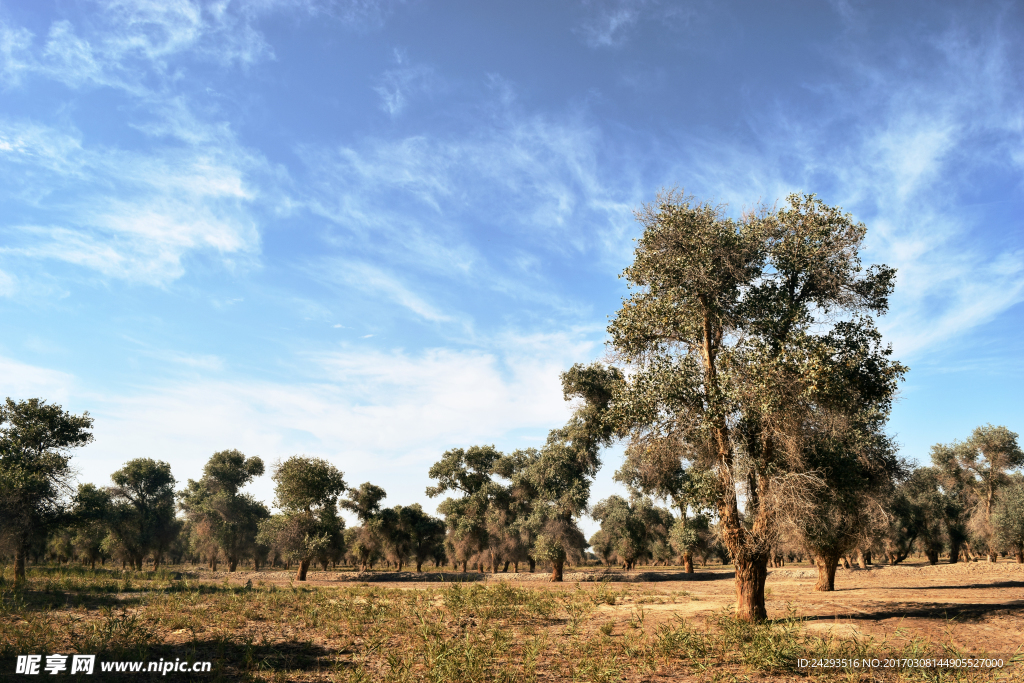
[800,601,1024,623]
[884,581,1024,591]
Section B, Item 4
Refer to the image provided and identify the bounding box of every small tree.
[0,398,94,582]
[178,450,269,571]
[789,408,901,590]
[591,495,671,570]
[933,426,1023,562]
[106,459,178,570]
[992,477,1024,563]
[340,482,387,571]
[614,436,715,573]
[901,468,946,565]
[402,504,446,572]
[427,446,499,573]
[266,456,346,580]
[70,483,112,569]
[528,363,620,581]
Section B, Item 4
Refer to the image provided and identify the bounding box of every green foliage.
[590,495,672,569]
[400,503,446,571]
[341,481,387,522]
[605,190,905,616]
[106,458,178,570]
[931,425,1023,560]
[178,450,270,570]
[992,477,1024,560]
[263,456,346,578]
[0,398,94,577]
[69,483,113,568]
[272,455,347,513]
[426,445,501,498]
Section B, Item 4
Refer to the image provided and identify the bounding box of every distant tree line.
[1,192,1021,625]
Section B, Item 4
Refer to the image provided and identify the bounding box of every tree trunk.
[683,552,694,574]
[814,552,840,591]
[528,558,535,573]
[857,549,868,569]
[514,562,519,573]
[14,543,27,584]
[734,555,769,619]
[461,560,467,573]
[550,559,564,582]
[503,561,510,573]
[926,550,939,565]
[948,540,962,564]
[211,557,218,571]
[296,559,310,581]
[229,558,238,572]
[1015,549,1023,564]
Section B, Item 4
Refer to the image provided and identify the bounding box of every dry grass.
[0,565,1019,682]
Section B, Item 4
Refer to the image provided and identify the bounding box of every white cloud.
[574,0,700,48]
[72,335,592,509]
[318,260,453,322]
[374,50,439,117]
[662,23,1024,360]
[0,119,263,284]
[301,108,637,264]
[0,269,15,297]
[0,355,75,404]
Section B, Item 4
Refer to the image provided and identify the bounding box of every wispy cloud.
[0,269,15,297]
[374,49,439,117]
[663,18,1024,359]
[574,0,700,48]
[0,355,75,404]
[301,104,638,269]
[315,260,454,323]
[0,119,263,284]
[73,334,592,507]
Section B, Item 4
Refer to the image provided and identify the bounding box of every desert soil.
[199,559,1024,661]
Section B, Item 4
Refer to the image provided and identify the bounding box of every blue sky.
[2,0,1022,530]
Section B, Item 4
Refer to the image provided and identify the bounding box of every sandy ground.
[196,560,1024,659]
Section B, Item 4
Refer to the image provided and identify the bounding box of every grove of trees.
[1,193,1021,622]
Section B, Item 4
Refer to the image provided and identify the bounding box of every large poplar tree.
[607,191,904,620]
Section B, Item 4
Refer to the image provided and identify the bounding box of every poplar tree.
[427,446,499,572]
[178,450,269,571]
[0,398,93,582]
[106,459,178,570]
[266,456,346,580]
[931,425,1023,561]
[340,481,387,571]
[607,191,903,620]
